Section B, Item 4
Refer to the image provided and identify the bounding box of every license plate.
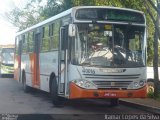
[104,93,117,97]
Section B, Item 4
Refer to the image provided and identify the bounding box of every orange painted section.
[14,55,20,81]
[29,53,40,88]
[69,82,147,99]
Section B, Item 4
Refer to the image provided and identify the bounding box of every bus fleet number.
[82,69,95,74]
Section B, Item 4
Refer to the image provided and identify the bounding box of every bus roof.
[16,8,72,36]
[16,6,145,36]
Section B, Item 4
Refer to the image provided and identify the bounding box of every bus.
[0,47,14,76]
[14,6,147,106]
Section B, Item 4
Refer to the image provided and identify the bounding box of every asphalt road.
[0,77,153,119]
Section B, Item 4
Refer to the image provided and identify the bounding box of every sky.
[0,0,26,45]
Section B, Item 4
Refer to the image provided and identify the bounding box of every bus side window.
[41,25,50,52]
[22,34,28,53]
[50,23,54,50]
[129,32,141,51]
[52,19,61,49]
[28,32,34,53]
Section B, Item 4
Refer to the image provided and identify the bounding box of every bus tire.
[110,98,119,106]
[147,81,154,93]
[22,71,30,93]
[50,77,65,107]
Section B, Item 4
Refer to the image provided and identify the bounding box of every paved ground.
[120,98,160,114]
[0,78,153,119]
[121,98,160,108]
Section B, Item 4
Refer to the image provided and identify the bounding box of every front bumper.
[69,82,147,99]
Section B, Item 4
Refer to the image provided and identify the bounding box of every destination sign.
[75,8,145,24]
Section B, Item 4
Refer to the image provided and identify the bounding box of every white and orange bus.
[14,6,147,106]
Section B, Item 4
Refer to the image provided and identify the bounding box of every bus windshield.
[1,48,14,64]
[71,24,145,68]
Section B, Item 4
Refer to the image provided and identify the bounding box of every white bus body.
[14,6,147,106]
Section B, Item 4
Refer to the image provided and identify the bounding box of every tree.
[144,0,160,97]
[40,0,63,19]
[5,0,44,30]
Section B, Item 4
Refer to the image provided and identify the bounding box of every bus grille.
[83,74,140,80]
[93,81,132,89]
[83,74,140,89]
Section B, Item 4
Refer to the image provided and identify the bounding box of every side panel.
[39,51,58,92]
[30,53,40,88]
[34,33,41,88]
[21,54,32,86]
[22,53,40,88]
[29,53,40,88]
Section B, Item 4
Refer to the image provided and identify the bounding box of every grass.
[155,94,160,101]
[147,91,154,98]
[147,91,160,101]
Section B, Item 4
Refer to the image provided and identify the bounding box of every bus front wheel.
[110,98,119,106]
[50,77,65,107]
[147,81,154,93]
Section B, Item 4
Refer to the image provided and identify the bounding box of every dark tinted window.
[76,8,145,23]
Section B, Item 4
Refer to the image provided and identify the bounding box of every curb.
[119,100,160,114]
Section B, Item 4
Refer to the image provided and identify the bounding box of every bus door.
[58,26,68,96]
[33,32,40,88]
[17,40,22,82]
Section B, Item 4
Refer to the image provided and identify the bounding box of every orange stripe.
[29,53,40,88]
[29,53,35,86]
[69,82,147,99]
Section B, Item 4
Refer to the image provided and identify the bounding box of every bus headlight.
[72,79,97,89]
[128,80,146,89]
[134,82,139,87]
[139,80,145,86]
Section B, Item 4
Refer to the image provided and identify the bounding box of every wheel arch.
[21,69,26,83]
[147,78,154,83]
[49,72,56,92]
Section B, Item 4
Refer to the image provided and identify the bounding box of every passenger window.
[41,25,50,52]
[28,32,34,52]
[22,34,28,53]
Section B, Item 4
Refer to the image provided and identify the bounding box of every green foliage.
[147,37,154,66]
[72,0,122,6]
[6,0,44,30]
[40,0,63,19]
[147,91,155,98]
[148,91,160,101]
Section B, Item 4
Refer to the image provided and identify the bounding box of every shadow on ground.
[0,74,14,78]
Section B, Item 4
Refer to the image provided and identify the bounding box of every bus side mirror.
[68,24,76,37]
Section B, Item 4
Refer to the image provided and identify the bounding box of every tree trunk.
[153,29,160,97]
[153,1,160,97]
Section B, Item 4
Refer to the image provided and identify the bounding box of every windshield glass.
[71,24,145,68]
[1,48,14,64]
